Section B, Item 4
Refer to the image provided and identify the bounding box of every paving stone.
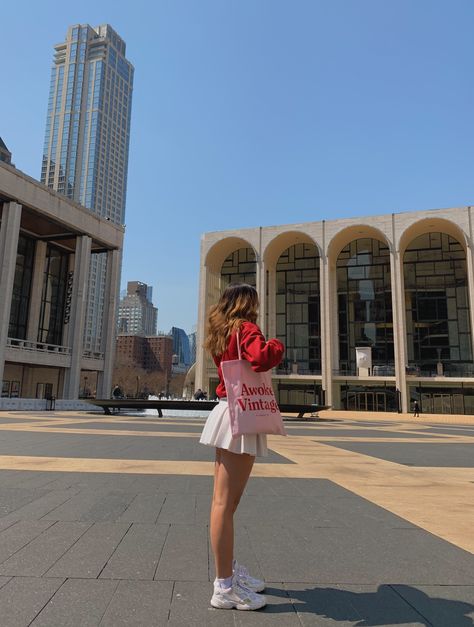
[30,578,118,626]
[0,520,54,564]
[0,576,64,627]
[0,575,11,590]
[392,584,474,627]
[116,492,166,522]
[0,521,91,576]
[100,523,169,579]
[233,585,302,626]
[0,487,80,522]
[155,524,208,581]
[168,581,235,627]
[43,488,134,521]
[323,441,474,467]
[284,583,427,626]
[45,521,130,578]
[249,524,474,585]
[0,487,50,516]
[157,493,197,524]
[185,475,213,494]
[100,580,174,626]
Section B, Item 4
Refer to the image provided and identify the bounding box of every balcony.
[6,337,72,367]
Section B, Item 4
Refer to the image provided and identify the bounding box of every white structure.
[196,206,474,415]
[41,24,134,354]
[0,162,123,406]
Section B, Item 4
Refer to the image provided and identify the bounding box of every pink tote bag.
[221,332,287,438]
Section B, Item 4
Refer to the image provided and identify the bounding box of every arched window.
[221,247,256,289]
[276,243,320,374]
[337,238,393,374]
[404,232,473,376]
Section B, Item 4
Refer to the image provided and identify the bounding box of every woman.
[200,283,284,610]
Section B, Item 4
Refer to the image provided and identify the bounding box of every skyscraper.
[117,281,158,335]
[41,24,134,352]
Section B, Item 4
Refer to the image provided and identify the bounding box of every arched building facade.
[195,207,474,414]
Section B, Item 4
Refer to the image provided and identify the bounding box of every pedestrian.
[413,400,420,417]
[199,283,284,610]
[112,384,122,399]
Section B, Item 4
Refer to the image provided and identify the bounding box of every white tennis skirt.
[199,399,268,457]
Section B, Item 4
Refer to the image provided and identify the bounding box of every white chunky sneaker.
[211,578,267,610]
[234,561,266,593]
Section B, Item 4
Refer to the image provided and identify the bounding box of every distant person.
[413,400,420,417]
[194,388,206,400]
[112,385,123,400]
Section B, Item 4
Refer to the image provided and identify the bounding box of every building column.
[266,266,276,339]
[320,254,333,407]
[0,202,22,386]
[26,241,47,342]
[465,241,474,365]
[96,249,121,398]
[63,235,92,399]
[390,247,408,412]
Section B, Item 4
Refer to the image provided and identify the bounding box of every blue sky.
[2,1,473,333]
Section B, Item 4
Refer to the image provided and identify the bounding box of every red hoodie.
[213,321,285,398]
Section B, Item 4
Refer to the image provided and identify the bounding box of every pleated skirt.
[199,399,268,457]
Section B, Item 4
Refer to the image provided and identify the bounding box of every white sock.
[215,575,233,590]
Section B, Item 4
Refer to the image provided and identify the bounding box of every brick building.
[115,334,172,376]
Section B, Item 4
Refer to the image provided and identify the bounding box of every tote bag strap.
[236,330,242,360]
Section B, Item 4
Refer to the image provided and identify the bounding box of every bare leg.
[210,448,255,579]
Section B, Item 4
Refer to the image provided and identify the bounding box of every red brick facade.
[115,334,173,376]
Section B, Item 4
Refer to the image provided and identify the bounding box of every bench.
[88,399,329,419]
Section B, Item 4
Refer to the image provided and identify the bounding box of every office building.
[41,24,134,352]
[116,334,172,376]
[0,138,12,165]
[117,281,158,335]
[0,161,123,407]
[188,330,197,364]
[195,206,474,414]
[170,327,191,369]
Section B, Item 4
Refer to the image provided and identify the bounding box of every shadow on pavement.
[263,584,474,626]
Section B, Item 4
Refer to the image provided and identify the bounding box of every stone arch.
[263,231,321,267]
[327,224,392,263]
[204,236,257,274]
[398,217,468,255]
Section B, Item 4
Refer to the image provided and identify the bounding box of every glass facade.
[38,245,69,345]
[275,243,320,374]
[276,381,323,405]
[340,384,398,412]
[8,235,35,339]
[40,24,134,352]
[221,248,256,288]
[409,385,474,415]
[337,238,393,374]
[404,232,473,376]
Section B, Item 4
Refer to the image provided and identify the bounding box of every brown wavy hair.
[205,283,259,357]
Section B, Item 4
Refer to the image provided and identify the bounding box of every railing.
[332,367,358,376]
[82,350,105,360]
[275,367,322,376]
[7,337,72,355]
[406,363,474,378]
[333,366,395,376]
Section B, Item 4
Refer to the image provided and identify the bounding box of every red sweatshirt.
[213,321,285,398]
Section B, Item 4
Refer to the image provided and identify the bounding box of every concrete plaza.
[0,409,472,626]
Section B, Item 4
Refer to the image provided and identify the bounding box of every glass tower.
[41,24,134,351]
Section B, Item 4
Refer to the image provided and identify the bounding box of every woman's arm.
[240,322,285,372]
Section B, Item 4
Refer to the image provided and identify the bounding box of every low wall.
[0,398,100,412]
